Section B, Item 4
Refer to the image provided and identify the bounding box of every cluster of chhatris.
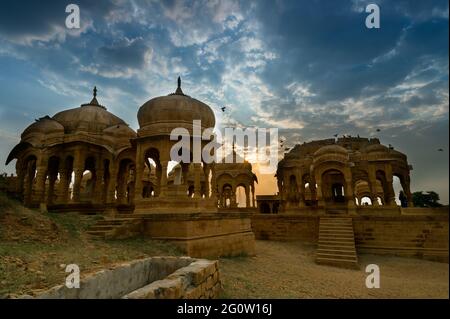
[4,78,421,262]
[274,137,413,212]
[6,79,256,212]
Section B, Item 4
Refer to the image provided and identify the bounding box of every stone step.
[318,243,356,250]
[316,257,359,269]
[319,234,355,240]
[319,223,353,228]
[317,248,357,256]
[316,217,359,269]
[319,229,354,235]
[316,252,357,260]
[318,240,355,246]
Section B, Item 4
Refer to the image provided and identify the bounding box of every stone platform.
[138,212,255,258]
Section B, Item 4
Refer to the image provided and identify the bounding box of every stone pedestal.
[138,212,255,258]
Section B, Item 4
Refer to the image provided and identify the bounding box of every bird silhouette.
[221,106,226,112]
[438,148,444,152]
[376,129,381,132]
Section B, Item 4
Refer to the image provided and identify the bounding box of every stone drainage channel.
[18,257,222,299]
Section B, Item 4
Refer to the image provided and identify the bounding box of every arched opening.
[236,185,247,208]
[393,175,407,207]
[142,148,160,198]
[80,170,94,201]
[222,184,233,208]
[360,196,372,206]
[117,158,135,204]
[321,169,346,205]
[376,196,383,205]
[354,180,372,206]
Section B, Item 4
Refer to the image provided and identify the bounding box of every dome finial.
[174,76,184,95]
[81,85,106,109]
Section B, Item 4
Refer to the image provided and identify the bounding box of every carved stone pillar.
[159,161,168,197]
[72,168,83,202]
[245,185,250,208]
[106,163,117,204]
[33,155,48,204]
[193,163,201,198]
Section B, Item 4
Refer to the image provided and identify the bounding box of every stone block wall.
[251,214,319,242]
[251,210,449,262]
[353,214,449,262]
[142,212,256,258]
[20,256,221,299]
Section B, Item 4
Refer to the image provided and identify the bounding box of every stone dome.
[21,116,64,138]
[137,77,215,135]
[363,144,389,153]
[103,123,137,139]
[314,145,348,157]
[53,89,126,134]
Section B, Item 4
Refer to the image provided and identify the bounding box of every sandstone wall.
[251,210,449,262]
[251,214,319,242]
[353,214,449,262]
[142,212,256,258]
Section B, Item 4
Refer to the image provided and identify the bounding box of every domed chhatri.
[53,87,126,134]
[6,87,137,206]
[277,136,413,210]
[137,77,215,136]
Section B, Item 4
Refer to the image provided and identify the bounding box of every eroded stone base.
[140,212,256,258]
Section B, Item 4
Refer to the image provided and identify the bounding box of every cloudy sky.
[0,0,448,202]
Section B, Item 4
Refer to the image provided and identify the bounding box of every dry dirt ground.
[219,241,449,299]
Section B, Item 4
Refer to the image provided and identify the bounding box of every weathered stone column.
[33,155,48,204]
[58,167,69,203]
[23,160,35,206]
[159,161,168,197]
[93,168,104,204]
[251,184,256,207]
[134,146,143,202]
[245,185,250,208]
[193,163,202,198]
[72,168,83,202]
[345,179,356,209]
[47,172,58,205]
[402,176,414,207]
[106,163,117,204]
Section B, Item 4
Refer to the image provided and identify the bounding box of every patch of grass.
[0,197,183,297]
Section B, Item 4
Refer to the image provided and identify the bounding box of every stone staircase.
[87,217,142,239]
[316,217,359,269]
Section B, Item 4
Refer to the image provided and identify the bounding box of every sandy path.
[219,240,449,298]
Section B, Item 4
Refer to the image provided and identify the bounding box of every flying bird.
[221,106,226,112]
[376,129,381,132]
[438,148,444,152]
